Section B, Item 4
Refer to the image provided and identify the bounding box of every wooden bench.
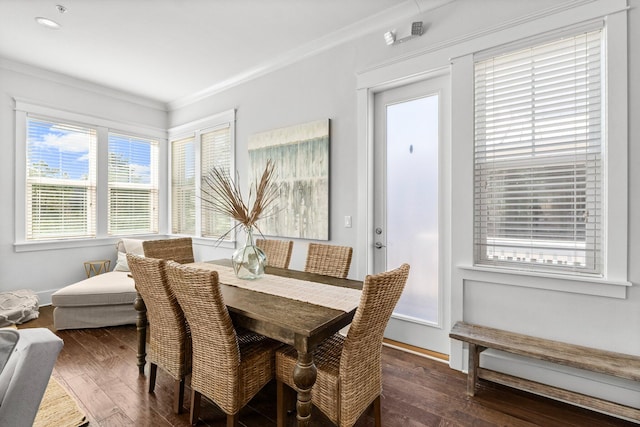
[449,321,640,422]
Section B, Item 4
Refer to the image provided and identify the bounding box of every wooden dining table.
[134,259,363,427]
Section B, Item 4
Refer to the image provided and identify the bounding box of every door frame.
[355,64,454,359]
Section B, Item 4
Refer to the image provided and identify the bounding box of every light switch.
[344,216,352,228]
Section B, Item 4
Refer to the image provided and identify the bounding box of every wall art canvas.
[249,119,329,240]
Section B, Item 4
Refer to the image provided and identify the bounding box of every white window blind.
[26,117,97,240]
[474,29,603,275]
[171,136,196,235]
[108,132,158,235]
[201,126,233,239]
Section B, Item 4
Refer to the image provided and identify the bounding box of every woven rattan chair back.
[166,261,280,426]
[304,243,353,279]
[142,238,194,264]
[339,263,410,426]
[165,262,240,415]
[126,254,190,413]
[256,238,293,269]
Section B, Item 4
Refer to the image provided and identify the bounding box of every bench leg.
[467,343,483,396]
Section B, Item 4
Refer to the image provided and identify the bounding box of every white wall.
[1,0,638,414]
[0,61,167,304]
[171,0,640,412]
[171,42,364,273]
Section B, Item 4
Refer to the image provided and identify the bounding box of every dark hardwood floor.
[20,306,634,426]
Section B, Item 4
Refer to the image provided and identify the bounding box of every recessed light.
[35,17,61,29]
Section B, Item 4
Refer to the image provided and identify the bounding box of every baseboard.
[35,289,57,306]
[382,338,449,363]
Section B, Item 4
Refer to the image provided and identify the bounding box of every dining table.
[134,259,363,427]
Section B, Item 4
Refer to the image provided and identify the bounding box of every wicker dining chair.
[304,243,353,279]
[126,254,191,414]
[142,237,194,264]
[276,263,410,427]
[165,261,282,427]
[255,238,294,269]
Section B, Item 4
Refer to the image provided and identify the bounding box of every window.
[474,29,603,275]
[26,118,97,240]
[108,132,159,235]
[16,101,162,246]
[170,110,234,241]
[171,136,196,235]
[200,126,233,238]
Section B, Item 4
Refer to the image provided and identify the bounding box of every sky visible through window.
[28,119,93,180]
[27,118,152,182]
[109,133,153,184]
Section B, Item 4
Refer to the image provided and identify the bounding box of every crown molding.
[357,0,626,78]
[168,0,454,110]
[0,57,167,112]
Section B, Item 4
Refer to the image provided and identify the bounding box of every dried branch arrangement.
[201,159,279,236]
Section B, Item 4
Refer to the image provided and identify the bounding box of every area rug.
[34,377,89,427]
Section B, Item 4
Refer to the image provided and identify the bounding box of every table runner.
[188,262,361,312]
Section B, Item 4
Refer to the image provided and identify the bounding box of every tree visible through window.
[108,132,158,235]
[25,117,159,241]
[26,118,96,240]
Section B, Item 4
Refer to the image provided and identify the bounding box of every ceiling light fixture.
[384,21,424,46]
[35,17,61,29]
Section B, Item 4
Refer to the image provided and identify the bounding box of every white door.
[373,74,450,356]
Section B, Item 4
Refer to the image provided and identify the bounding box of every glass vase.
[232,226,266,280]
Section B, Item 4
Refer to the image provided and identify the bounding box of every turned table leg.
[134,291,147,375]
[293,350,317,427]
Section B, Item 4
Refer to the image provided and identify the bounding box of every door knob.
[375,242,386,249]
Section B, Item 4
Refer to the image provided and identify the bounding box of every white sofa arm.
[0,328,64,427]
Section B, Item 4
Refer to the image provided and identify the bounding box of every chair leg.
[173,378,185,414]
[373,395,381,427]
[190,389,201,425]
[226,413,239,427]
[149,363,157,393]
[276,380,286,427]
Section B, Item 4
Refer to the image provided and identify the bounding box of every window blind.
[108,132,158,235]
[26,118,97,240]
[171,136,196,235]
[474,29,603,275]
[201,126,233,239]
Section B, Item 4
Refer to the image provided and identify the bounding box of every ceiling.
[0,0,447,107]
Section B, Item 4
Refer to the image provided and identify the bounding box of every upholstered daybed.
[51,239,143,330]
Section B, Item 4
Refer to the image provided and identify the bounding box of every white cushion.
[122,238,144,255]
[113,238,145,271]
[51,272,135,307]
[0,291,39,327]
[113,251,130,272]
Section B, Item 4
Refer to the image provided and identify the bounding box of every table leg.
[134,292,147,375]
[292,350,317,427]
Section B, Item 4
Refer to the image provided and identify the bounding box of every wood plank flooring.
[20,306,635,426]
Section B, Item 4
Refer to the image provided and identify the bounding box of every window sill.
[14,237,135,252]
[14,235,237,253]
[190,236,235,250]
[458,265,631,299]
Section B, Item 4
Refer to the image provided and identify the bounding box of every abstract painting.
[249,119,329,240]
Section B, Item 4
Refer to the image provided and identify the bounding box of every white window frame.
[168,109,236,248]
[473,26,605,277]
[462,13,630,298]
[14,99,165,252]
[107,131,160,236]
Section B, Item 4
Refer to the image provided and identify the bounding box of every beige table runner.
[188,262,361,312]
